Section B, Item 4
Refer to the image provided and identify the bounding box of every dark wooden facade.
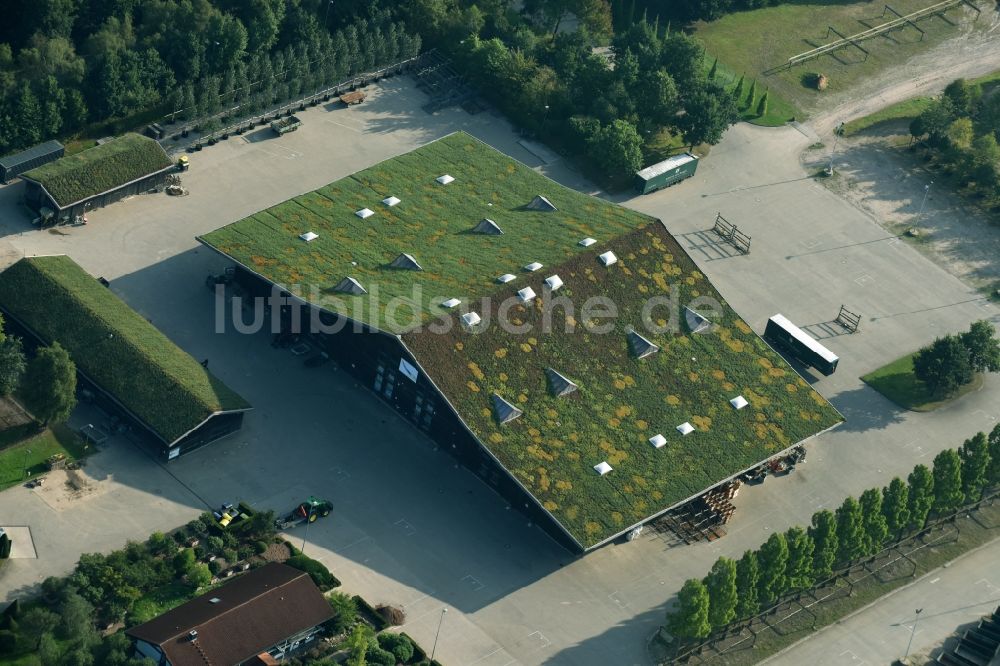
[231,266,582,552]
[0,306,247,461]
[22,165,175,222]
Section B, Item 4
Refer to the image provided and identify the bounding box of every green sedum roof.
[403,224,843,549]
[22,133,172,208]
[198,132,648,333]
[0,256,250,443]
[200,132,841,549]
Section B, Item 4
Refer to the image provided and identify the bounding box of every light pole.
[301,499,315,554]
[902,608,923,664]
[918,181,932,219]
[324,0,335,29]
[430,607,447,660]
[21,448,31,480]
[827,122,844,175]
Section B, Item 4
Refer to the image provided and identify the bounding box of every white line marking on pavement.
[930,577,940,584]
[462,574,485,592]
[393,518,416,536]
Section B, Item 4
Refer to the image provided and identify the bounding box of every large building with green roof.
[199,132,841,551]
[0,255,251,460]
[21,133,175,223]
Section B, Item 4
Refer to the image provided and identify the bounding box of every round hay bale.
[817,74,829,91]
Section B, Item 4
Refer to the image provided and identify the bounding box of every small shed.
[0,140,64,184]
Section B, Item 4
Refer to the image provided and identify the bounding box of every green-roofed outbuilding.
[0,255,251,460]
[21,133,175,223]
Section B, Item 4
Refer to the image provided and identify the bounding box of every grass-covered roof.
[198,132,648,333]
[0,256,250,444]
[404,224,843,549]
[200,132,841,548]
[22,133,172,208]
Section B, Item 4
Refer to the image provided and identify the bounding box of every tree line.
[666,424,1000,640]
[452,16,739,184]
[909,77,1000,210]
[0,0,420,156]
[612,0,794,25]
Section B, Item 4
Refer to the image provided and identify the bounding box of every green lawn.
[842,96,932,135]
[704,54,801,127]
[861,352,983,411]
[695,0,984,120]
[0,423,90,490]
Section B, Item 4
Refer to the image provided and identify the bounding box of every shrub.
[236,544,255,561]
[222,548,238,564]
[187,519,208,537]
[379,632,415,663]
[286,555,339,590]
[209,559,225,576]
[366,642,396,666]
[377,604,406,626]
[206,536,224,553]
[328,592,358,633]
[254,540,269,555]
[0,629,16,655]
[147,532,172,557]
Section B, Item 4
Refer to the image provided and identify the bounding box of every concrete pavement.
[0,77,996,665]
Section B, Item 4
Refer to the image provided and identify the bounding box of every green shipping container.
[635,153,699,194]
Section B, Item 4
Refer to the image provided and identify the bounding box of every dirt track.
[808,9,1000,134]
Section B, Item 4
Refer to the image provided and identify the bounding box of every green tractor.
[274,496,332,530]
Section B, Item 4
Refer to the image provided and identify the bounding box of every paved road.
[766,537,1000,666]
[0,77,997,666]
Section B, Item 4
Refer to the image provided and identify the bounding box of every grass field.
[861,351,983,411]
[0,423,89,490]
[695,0,984,120]
[0,256,250,443]
[704,54,801,127]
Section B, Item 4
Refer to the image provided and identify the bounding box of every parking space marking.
[393,518,416,536]
[838,649,868,664]
[853,273,874,286]
[323,118,365,133]
[526,631,551,650]
[976,578,1000,594]
[972,409,997,423]
[254,145,302,160]
[461,574,485,592]
[609,590,631,610]
[802,238,824,250]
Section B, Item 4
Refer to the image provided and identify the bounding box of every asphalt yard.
[0,77,996,665]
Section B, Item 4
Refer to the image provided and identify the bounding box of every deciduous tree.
[756,532,788,606]
[959,432,991,502]
[835,496,864,564]
[932,449,964,514]
[808,509,838,578]
[734,550,760,619]
[913,335,973,396]
[881,477,910,539]
[22,342,77,425]
[907,464,935,529]
[704,557,737,629]
[784,526,814,590]
[859,488,888,555]
[667,579,711,639]
[960,320,1000,374]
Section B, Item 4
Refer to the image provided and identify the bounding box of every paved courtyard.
[0,77,996,665]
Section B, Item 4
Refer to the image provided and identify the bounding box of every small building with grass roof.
[20,133,175,223]
[0,255,251,460]
[198,132,841,552]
